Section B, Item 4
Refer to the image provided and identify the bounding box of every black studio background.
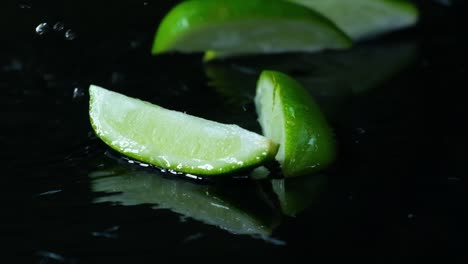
[0,0,466,262]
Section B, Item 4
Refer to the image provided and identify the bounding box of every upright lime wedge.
[152,0,351,58]
[91,168,278,236]
[89,85,278,176]
[288,0,418,40]
[255,71,335,177]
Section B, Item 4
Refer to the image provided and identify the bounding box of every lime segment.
[89,85,278,176]
[289,0,419,40]
[152,0,351,58]
[255,71,336,177]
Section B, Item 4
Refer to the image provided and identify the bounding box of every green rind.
[255,71,336,177]
[152,0,351,56]
[89,85,278,176]
[289,0,419,40]
[90,169,275,235]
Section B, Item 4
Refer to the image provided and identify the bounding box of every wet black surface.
[1,0,467,262]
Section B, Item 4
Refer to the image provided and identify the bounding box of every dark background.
[1,0,466,262]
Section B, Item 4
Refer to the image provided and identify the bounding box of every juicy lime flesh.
[152,0,351,56]
[289,0,418,40]
[255,76,286,166]
[89,85,278,176]
[255,71,336,177]
[91,170,273,235]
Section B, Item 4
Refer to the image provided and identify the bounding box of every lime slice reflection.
[90,168,279,236]
[272,175,327,217]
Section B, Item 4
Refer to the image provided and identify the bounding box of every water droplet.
[407,213,415,219]
[130,40,139,48]
[72,87,85,100]
[111,72,125,84]
[143,2,149,6]
[35,22,50,35]
[355,127,366,134]
[64,29,77,40]
[182,233,204,243]
[53,22,65,32]
[19,3,32,9]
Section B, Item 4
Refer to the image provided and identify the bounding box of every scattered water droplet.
[92,225,120,239]
[37,189,63,196]
[2,59,23,72]
[130,40,139,48]
[143,2,149,6]
[43,73,54,81]
[64,29,77,40]
[407,213,415,219]
[53,22,65,32]
[355,127,366,134]
[35,22,50,35]
[447,176,461,181]
[19,3,32,9]
[433,0,453,6]
[72,87,85,100]
[182,233,204,243]
[111,72,125,84]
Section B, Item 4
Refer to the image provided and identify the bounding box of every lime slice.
[89,85,278,176]
[288,0,419,40]
[272,175,327,216]
[90,168,277,235]
[255,71,335,177]
[152,0,351,58]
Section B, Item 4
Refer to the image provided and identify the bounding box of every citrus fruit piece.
[152,0,351,58]
[255,71,335,177]
[91,168,277,235]
[288,0,419,40]
[89,85,278,176]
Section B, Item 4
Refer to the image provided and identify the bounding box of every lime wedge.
[89,85,278,176]
[255,71,335,177]
[288,0,419,40]
[152,0,351,58]
[90,168,277,235]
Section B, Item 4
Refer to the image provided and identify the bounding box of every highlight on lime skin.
[89,85,279,176]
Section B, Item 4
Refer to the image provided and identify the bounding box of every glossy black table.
[1,0,465,262]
